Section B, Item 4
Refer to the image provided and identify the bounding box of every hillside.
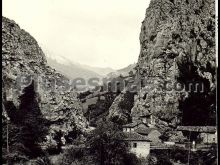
[2,16,88,162]
[46,57,103,80]
[106,63,136,78]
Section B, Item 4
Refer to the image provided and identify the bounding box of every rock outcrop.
[2,17,88,146]
[108,92,134,125]
[132,0,216,128]
[108,0,216,129]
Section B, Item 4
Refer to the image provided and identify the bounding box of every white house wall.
[129,141,150,158]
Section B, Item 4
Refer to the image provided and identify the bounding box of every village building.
[177,126,217,144]
[200,132,217,144]
[122,118,162,158]
[124,131,151,158]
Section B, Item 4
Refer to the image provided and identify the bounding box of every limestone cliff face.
[132,0,216,128]
[2,17,88,142]
[108,92,134,125]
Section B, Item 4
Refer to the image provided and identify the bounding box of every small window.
[133,143,137,148]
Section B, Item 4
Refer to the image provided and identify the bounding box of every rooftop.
[124,132,150,141]
[177,126,217,133]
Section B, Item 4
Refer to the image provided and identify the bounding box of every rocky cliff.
[109,0,216,129]
[2,17,88,147]
[132,0,216,128]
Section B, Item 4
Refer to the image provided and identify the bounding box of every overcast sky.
[3,0,151,69]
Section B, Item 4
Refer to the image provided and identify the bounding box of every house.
[122,114,164,157]
[177,126,217,144]
[122,121,162,158]
[122,118,161,143]
[124,132,151,158]
[200,132,217,144]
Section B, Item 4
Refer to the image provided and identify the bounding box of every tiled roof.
[124,132,150,141]
[177,126,216,133]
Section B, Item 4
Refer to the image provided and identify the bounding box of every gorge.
[2,0,217,164]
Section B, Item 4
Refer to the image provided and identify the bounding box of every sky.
[3,0,151,69]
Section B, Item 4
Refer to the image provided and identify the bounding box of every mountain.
[46,57,103,80]
[106,63,136,78]
[81,64,115,76]
[108,0,216,129]
[2,16,88,161]
[46,55,115,82]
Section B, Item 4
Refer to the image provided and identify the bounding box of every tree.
[87,121,137,165]
[16,81,49,157]
[2,81,49,163]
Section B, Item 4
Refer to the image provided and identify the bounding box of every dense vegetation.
[2,81,49,164]
[58,121,140,165]
[149,146,217,165]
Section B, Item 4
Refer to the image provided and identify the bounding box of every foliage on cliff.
[2,82,49,163]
